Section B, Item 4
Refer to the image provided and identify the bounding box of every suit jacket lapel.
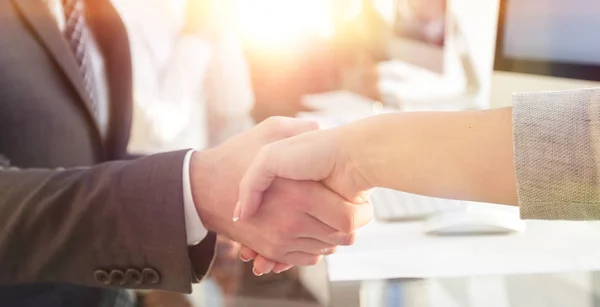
[86,0,133,160]
[11,0,102,137]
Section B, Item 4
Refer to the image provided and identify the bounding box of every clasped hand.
[190,117,373,276]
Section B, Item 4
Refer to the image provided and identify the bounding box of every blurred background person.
[394,0,446,46]
[113,0,255,154]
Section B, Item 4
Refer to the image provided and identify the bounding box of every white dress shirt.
[46,0,207,246]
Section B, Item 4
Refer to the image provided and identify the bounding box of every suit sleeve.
[513,88,600,220]
[0,150,215,293]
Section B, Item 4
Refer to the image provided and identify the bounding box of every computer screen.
[495,0,600,81]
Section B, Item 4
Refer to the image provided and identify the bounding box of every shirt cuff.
[182,150,209,245]
[513,88,600,220]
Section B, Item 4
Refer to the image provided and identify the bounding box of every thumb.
[234,118,320,222]
[235,146,279,221]
[277,117,321,138]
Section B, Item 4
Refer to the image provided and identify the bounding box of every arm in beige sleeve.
[512,88,600,220]
[345,88,600,220]
[346,108,518,206]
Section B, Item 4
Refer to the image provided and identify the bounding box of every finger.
[291,238,337,255]
[283,252,323,266]
[239,246,257,262]
[353,189,374,205]
[237,146,277,221]
[297,215,356,246]
[306,185,375,234]
[232,202,242,222]
[275,117,321,138]
[252,255,275,276]
[235,118,319,222]
[273,263,294,274]
[246,254,292,275]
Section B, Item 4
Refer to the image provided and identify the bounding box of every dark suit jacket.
[0,0,216,299]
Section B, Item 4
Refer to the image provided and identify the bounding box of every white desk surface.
[327,203,600,281]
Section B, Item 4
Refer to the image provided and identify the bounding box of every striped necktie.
[62,0,98,116]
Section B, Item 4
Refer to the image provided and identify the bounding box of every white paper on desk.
[327,206,600,281]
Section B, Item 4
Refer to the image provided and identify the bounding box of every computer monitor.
[491,0,600,108]
[379,0,447,74]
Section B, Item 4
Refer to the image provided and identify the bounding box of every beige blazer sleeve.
[513,88,600,220]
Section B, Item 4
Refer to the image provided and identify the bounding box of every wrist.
[189,150,220,233]
[189,150,241,239]
[335,116,385,189]
[330,123,376,191]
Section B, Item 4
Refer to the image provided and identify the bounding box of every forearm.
[0,151,197,292]
[342,108,518,205]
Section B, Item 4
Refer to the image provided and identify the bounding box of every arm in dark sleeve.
[0,150,214,293]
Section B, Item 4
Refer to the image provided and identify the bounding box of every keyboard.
[369,188,467,221]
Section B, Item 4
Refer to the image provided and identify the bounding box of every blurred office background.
[113,0,390,155]
[107,0,600,306]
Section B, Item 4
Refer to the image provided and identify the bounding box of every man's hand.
[226,179,371,268]
[234,126,375,274]
[189,117,372,268]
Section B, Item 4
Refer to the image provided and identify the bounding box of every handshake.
[191,108,520,277]
[190,117,375,276]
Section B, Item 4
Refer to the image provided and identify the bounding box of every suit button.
[110,269,126,285]
[142,268,160,284]
[125,269,142,285]
[94,269,110,285]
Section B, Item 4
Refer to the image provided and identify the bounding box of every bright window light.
[234,0,336,47]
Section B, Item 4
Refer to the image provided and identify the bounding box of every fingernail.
[355,196,367,204]
[252,268,263,276]
[233,202,241,222]
[273,270,282,274]
[239,255,251,262]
